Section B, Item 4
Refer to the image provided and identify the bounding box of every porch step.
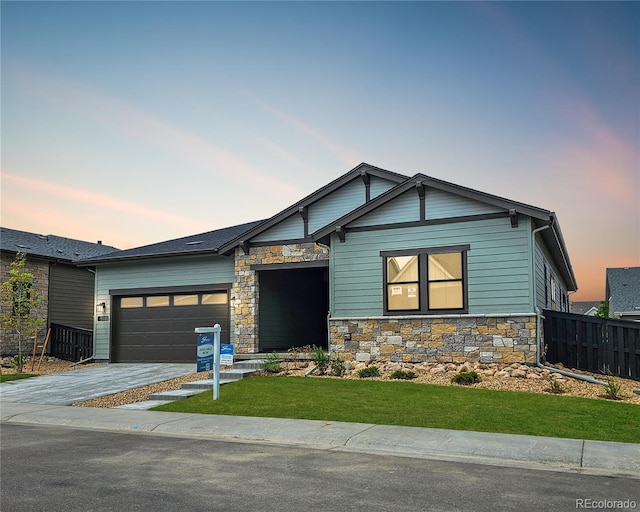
[181,379,237,390]
[127,359,264,409]
[215,368,258,380]
[147,388,205,401]
[231,359,265,370]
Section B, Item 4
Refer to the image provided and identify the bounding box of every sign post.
[195,324,222,400]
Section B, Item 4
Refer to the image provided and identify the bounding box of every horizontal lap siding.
[308,179,365,233]
[49,264,95,330]
[370,176,398,199]
[94,256,234,360]
[332,217,532,317]
[426,189,503,219]
[252,214,303,242]
[350,190,420,227]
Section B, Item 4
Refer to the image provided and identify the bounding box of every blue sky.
[1,1,638,301]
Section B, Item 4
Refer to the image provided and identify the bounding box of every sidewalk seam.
[580,440,585,468]
[342,424,377,447]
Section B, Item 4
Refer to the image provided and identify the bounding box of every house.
[606,267,640,322]
[570,301,601,316]
[78,163,577,365]
[0,227,119,355]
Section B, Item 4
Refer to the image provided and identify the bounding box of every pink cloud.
[2,171,213,248]
[5,65,305,203]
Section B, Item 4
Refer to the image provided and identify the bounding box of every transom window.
[382,245,469,314]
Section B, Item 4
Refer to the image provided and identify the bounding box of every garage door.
[112,290,229,363]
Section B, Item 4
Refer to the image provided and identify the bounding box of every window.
[121,297,143,308]
[382,245,468,314]
[202,292,228,305]
[174,294,199,306]
[146,296,169,307]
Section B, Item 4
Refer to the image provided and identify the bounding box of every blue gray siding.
[350,190,420,227]
[370,175,398,199]
[331,216,533,317]
[93,255,234,360]
[252,214,303,242]
[426,189,503,219]
[534,237,569,312]
[308,178,365,233]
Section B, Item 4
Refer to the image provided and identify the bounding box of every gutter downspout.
[531,222,607,386]
[316,241,332,357]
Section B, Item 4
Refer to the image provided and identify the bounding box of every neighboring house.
[78,163,577,365]
[606,267,640,322]
[570,301,601,316]
[0,227,119,355]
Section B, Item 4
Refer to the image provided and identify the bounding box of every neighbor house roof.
[606,267,640,315]
[1,227,119,262]
[76,220,264,265]
[570,301,601,315]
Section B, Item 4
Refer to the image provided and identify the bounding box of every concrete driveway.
[0,364,195,405]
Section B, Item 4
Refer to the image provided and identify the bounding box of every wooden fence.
[49,323,93,362]
[543,310,640,381]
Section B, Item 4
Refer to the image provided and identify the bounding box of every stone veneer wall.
[232,243,329,353]
[330,315,537,364]
[0,253,49,355]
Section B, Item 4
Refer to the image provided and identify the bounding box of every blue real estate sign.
[220,344,234,366]
[196,334,214,372]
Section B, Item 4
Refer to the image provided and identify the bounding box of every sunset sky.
[1,1,638,302]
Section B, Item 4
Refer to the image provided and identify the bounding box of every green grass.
[152,376,640,444]
[0,373,36,383]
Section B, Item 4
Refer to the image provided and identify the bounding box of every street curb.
[1,401,638,478]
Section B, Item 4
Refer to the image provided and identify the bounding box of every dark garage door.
[112,291,229,363]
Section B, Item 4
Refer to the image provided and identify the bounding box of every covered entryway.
[112,288,230,363]
[258,265,329,352]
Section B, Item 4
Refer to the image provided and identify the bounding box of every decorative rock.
[526,373,542,379]
[512,369,527,378]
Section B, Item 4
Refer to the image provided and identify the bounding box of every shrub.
[390,370,417,380]
[329,357,346,377]
[11,354,28,370]
[261,351,281,373]
[310,346,330,374]
[451,371,480,385]
[548,379,565,394]
[357,366,380,378]
[603,377,623,400]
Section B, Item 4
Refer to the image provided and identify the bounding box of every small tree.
[594,300,610,318]
[0,252,44,372]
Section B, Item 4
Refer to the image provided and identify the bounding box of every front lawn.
[0,373,36,383]
[152,376,640,444]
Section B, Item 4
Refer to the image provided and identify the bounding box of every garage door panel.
[113,290,229,363]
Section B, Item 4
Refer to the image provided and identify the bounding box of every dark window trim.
[110,283,231,296]
[251,260,329,271]
[382,245,470,316]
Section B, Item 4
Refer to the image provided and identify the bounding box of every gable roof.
[217,163,408,255]
[310,173,578,291]
[1,227,119,262]
[570,301,601,315]
[606,267,640,314]
[76,220,263,265]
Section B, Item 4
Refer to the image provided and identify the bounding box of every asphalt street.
[3,423,639,512]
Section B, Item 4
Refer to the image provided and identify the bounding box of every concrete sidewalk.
[2,401,639,478]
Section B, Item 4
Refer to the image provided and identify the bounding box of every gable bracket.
[416,180,426,222]
[240,240,250,254]
[336,226,346,243]
[509,209,518,228]
[361,170,371,202]
[299,206,309,237]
